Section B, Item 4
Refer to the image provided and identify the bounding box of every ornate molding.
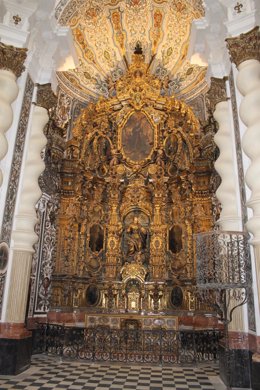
[36,84,57,113]
[228,69,248,228]
[206,77,228,113]
[0,42,27,78]
[226,26,260,67]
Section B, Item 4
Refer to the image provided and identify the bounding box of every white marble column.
[226,27,260,341]
[210,81,245,332]
[2,105,48,324]
[0,70,19,186]
[0,44,27,187]
[214,100,241,231]
[237,59,260,242]
[237,58,260,306]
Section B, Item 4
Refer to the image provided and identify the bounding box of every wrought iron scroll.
[196,231,250,321]
[229,68,256,332]
[32,324,222,365]
[196,230,251,388]
[196,231,250,289]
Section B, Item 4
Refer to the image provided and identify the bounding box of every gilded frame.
[117,109,158,166]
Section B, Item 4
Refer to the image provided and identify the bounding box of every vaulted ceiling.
[56,0,207,103]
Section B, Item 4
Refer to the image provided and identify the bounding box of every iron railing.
[32,323,222,364]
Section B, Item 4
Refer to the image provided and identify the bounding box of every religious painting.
[121,111,154,162]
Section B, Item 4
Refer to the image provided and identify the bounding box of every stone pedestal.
[252,354,260,390]
[0,338,32,375]
[0,324,32,375]
[219,345,252,388]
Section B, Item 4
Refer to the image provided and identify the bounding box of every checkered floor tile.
[0,355,225,390]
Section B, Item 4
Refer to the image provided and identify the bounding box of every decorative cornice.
[0,42,27,78]
[206,77,228,112]
[36,84,57,113]
[226,26,260,67]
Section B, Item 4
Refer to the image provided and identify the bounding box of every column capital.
[206,77,228,113]
[226,26,260,67]
[36,83,57,113]
[0,42,27,78]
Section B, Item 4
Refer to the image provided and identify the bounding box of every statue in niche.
[165,134,178,159]
[126,216,147,258]
[89,224,104,253]
[84,136,111,172]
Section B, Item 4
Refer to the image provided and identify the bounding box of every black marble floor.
[0,355,226,390]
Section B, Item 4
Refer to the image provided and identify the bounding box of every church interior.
[0,0,259,388]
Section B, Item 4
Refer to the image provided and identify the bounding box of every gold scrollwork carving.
[52,48,215,315]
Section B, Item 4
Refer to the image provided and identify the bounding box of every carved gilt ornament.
[226,26,260,67]
[206,77,228,113]
[0,42,27,78]
[36,84,58,113]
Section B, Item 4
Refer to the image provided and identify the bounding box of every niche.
[85,285,100,306]
[169,225,182,253]
[170,286,183,308]
[89,224,104,253]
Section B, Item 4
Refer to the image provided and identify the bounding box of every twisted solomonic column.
[226,27,260,243]
[207,78,244,333]
[226,27,260,343]
[0,43,27,186]
[207,77,240,231]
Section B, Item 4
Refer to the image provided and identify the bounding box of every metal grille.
[32,324,222,365]
[196,231,251,289]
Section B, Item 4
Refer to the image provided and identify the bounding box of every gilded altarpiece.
[51,52,215,317]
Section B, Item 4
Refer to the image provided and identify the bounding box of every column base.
[0,337,32,375]
[252,353,260,390]
[0,323,32,375]
[219,346,252,388]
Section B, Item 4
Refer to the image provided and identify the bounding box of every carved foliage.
[36,84,57,112]
[206,77,227,113]
[226,26,260,67]
[51,53,215,312]
[0,42,27,78]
